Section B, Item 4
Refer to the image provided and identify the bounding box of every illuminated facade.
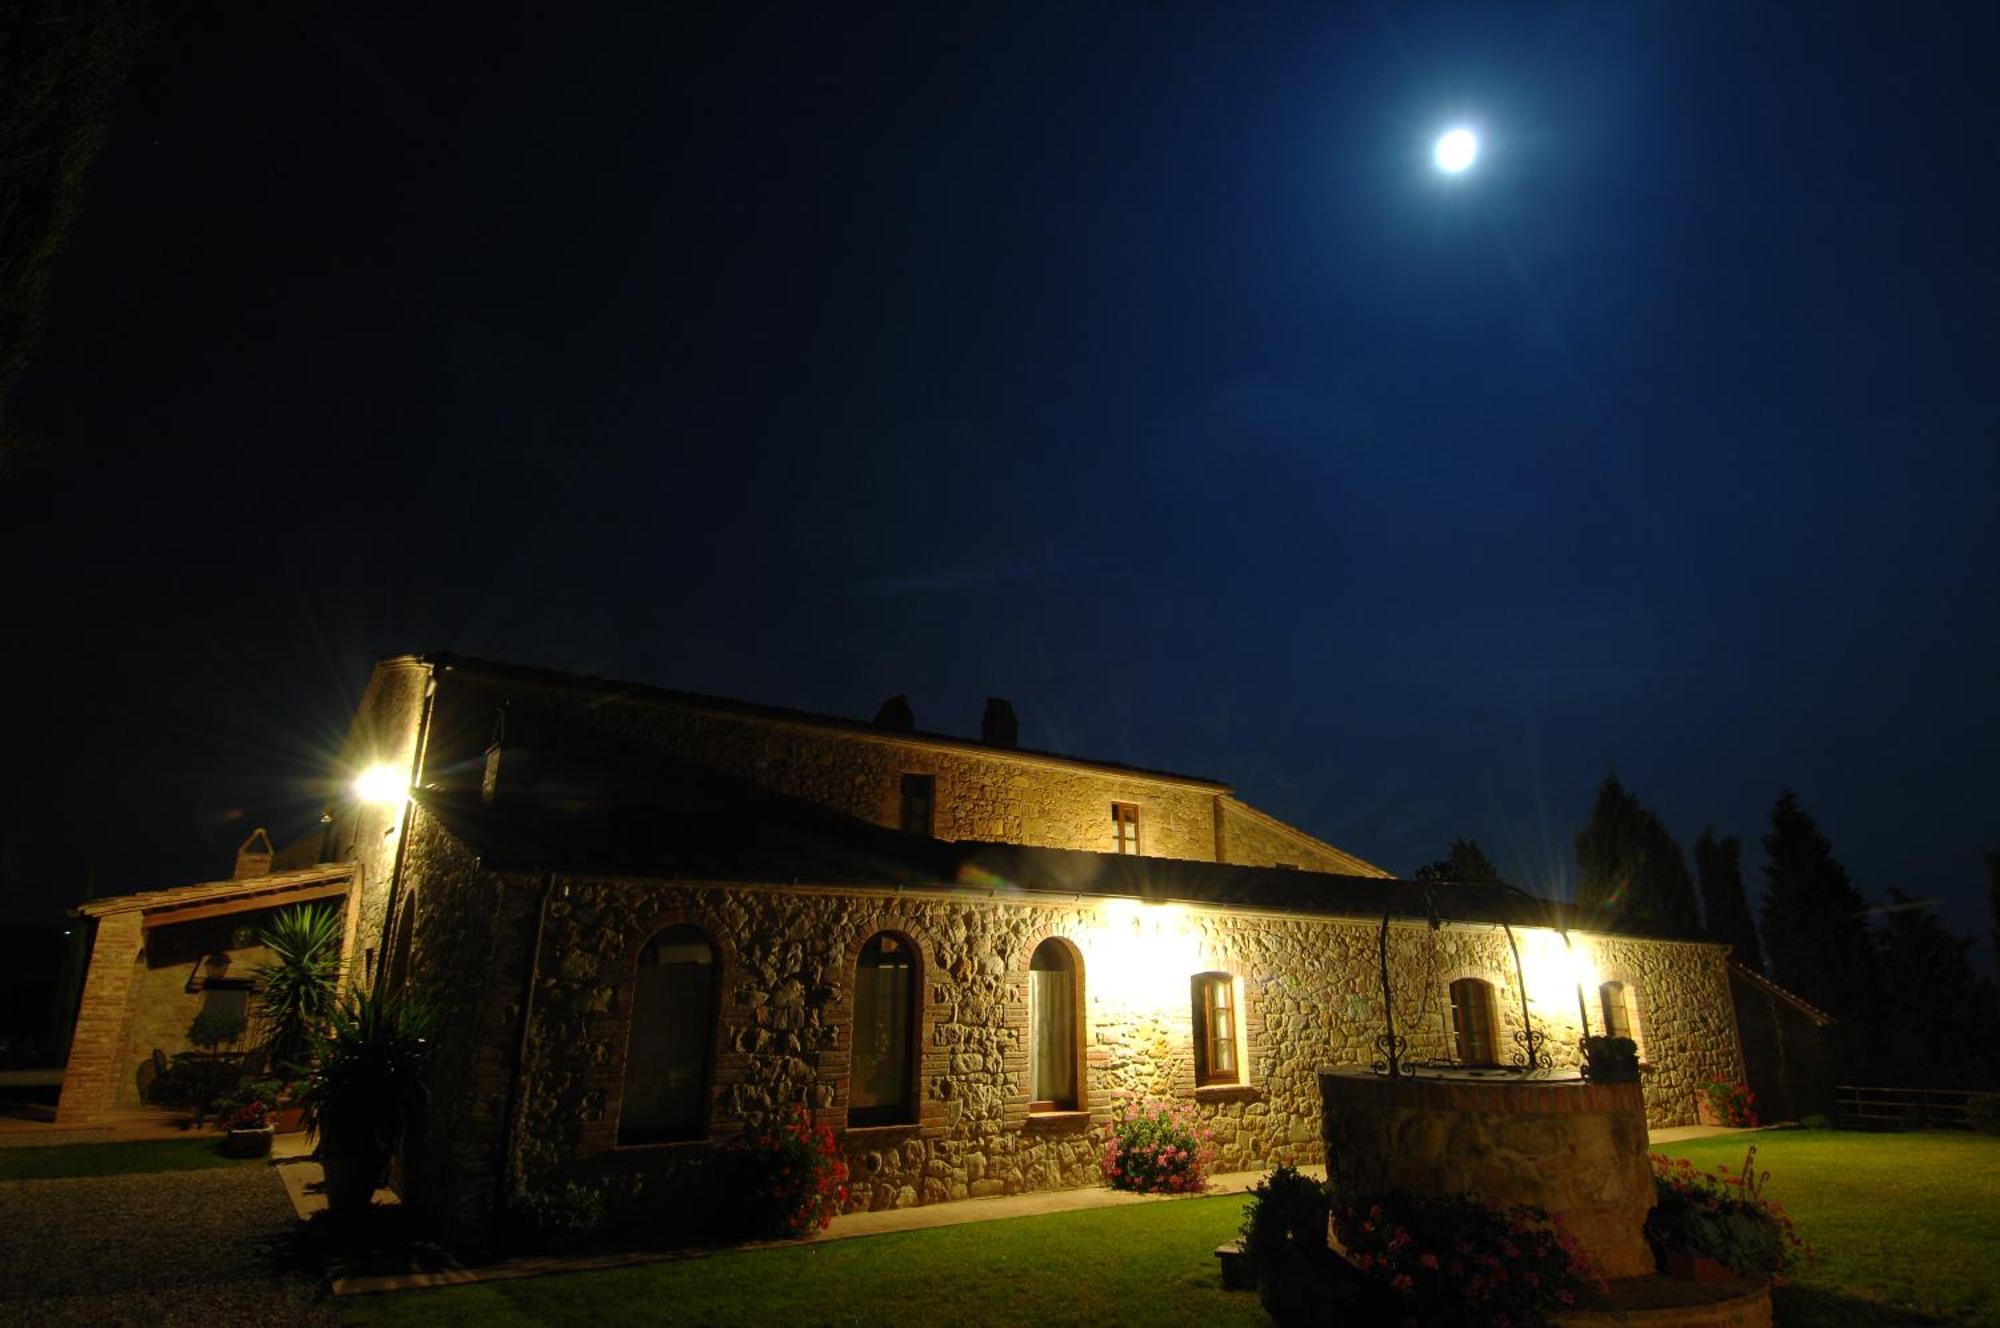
[59,654,1747,1244]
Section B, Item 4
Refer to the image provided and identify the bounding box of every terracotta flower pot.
[222,1125,274,1158]
[1659,1248,1733,1282]
[269,1105,307,1134]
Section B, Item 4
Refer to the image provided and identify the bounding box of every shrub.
[1644,1146,1811,1283]
[187,1007,247,1051]
[514,1180,609,1252]
[1333,1191,1606,1327]
[1240,1164,1332,1268]
[301,989,437,1193]
[1101,1098,1214,1194]
[728,1107,849,1239]
[1797,1113,1834,1131]
[1702,1080,1758,1127]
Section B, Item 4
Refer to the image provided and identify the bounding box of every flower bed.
[1334,1192,1607,1326]
[729,1107,850,1239]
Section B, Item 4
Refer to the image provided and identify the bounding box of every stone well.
[1318,1068,1656,1277]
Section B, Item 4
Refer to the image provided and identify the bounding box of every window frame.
[1111,802,1141,855]
[1027,937,1085,1112]
[1598,980,1639,1050]
[1191,972,1242,1087]
[616,923,720,1147]
[1448,977,1500,1066]
[898,773,935,837]
[849,930,921,1127]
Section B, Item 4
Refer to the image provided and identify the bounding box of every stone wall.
[110,911,284,1107]
[1217,796,1385,875]
[401,864,1741,1238]
[428,668,1232,862]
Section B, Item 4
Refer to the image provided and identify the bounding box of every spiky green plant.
[301,988,437,1169]
[250,903,344,1075]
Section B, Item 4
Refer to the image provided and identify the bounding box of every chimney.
[233,828,274,879]
[873,694,916,732]
[981,697,1018,748]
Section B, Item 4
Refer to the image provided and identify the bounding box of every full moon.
[1433,127,1479,174]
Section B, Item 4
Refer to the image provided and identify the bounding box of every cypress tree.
[1572,773,1700,934]
[1759,791,1874,1020]
[1693,829,1764,971]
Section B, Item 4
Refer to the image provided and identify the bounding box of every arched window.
[851,932,918,1126]
[1599,981,1637,1044]
[618,925,715,1145]
[1029,939,1080,1110]
[1448,977,1499,1066]
[1192,973,1240,1086]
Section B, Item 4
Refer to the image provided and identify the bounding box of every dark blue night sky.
[5,3,1995,962]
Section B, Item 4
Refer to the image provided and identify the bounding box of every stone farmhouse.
[57,654,1752,1246]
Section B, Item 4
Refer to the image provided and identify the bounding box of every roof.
[413,652,1234,791]
[74,865,355,921]
[1728,961,1838,1026]
[418,776,1703,941]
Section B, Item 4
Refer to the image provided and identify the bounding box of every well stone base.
[1557,1273,1771,1327]
[1319,1068,1656,1278]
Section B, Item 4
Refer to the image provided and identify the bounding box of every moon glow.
[1433,127,1479,174]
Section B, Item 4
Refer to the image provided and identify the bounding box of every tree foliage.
[1572,773,1700,934]
[1866,889,1995,1088]
[0,0,149,469]
[1758,791,1874,1022]
[250,902,344,1075]
[1414,838,1506,887]
[1693,829,1763,971]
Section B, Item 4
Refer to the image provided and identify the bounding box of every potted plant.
[1580,1035,1640,1084]
[1645,1147,1810,1284]
[300,988,436,1215]
[1695,1080,1758,1128]
[251,903,345,1079]
[1239,1165,1355,1325]
[219,1097,275,1157]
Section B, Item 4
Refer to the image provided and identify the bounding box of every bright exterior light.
[1433,127,1478,174]
[352,763,407,806]
[1517,928,1595,1011]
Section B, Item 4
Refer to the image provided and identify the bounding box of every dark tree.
[1414,838,1506,886]
[1572,773,1701,934]
[1988,849,2000,974]
[1759,791,1874,1021]
[0,0,149,469]
[1869,890,1994,1088]
[1693,829,1764,971]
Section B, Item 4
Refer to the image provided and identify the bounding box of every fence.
[1833,1084,1992,1131]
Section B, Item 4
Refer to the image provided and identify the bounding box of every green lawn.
[0,1136,254,1181]
[340,1131,2000,1328]
[1655,1130,2000,1326]
[338,1194,1265,1328]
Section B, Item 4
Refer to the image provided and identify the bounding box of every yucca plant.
[251,903,345,1075]
[301,988,437,1213]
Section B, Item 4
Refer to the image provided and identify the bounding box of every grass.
[1655,1129,2000,1325]
[337,1193,1266,1328]
[0,1136,254,1181]
[340,1130,2000,1327]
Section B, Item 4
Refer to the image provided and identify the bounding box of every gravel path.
[0,1164,337,1327]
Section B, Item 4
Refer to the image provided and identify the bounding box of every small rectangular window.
[900,774,935,837]
[1112,802,1141,855]
[1193,974,1239,1086]
[1449,978,1498,1065]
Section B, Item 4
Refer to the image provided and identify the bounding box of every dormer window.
[1112,802,1140,855]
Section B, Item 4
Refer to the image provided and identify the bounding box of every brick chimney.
[233,828,274,879]
[981,697,1018,748]
[873,694,916,732]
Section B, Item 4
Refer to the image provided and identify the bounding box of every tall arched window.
[1029,938,1080,1110]
[851,932,917,1126]
[1448,977,1499,1066]
[1599,981,1637,1044]
[618,926,715,1145]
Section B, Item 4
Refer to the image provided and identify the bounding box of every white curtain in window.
[1029,968,1076,1104]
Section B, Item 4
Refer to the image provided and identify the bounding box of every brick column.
[55,912,145,1123]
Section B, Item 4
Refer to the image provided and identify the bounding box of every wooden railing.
[1833,1084,1990,1130]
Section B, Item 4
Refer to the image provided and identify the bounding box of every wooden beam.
[140,880,352,929]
